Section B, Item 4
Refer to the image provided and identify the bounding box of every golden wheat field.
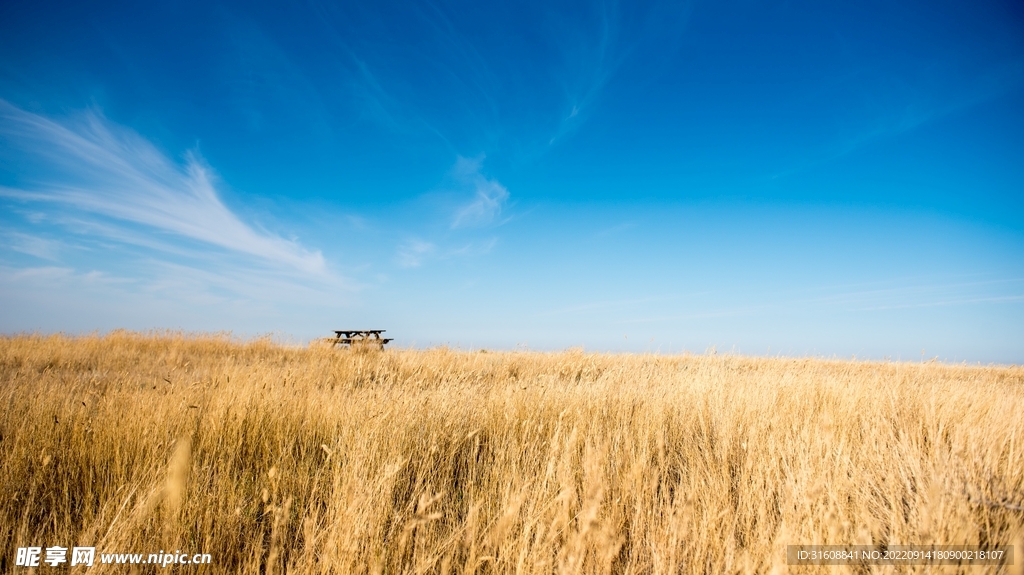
[1,332,1022,574]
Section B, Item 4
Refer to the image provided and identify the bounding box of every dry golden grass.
[1,331,1022,574]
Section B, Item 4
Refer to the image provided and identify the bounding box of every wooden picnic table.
[329,330,393,348]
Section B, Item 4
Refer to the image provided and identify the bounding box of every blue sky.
[1,0,1023,362]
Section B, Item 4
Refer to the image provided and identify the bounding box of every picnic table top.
[334,329,386,336]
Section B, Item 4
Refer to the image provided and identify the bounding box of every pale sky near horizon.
[1,0,1023,362]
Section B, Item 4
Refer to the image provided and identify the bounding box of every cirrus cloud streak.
[0,100,326,274]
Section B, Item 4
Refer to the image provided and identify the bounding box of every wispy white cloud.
[394,236,497,269]
[0,260,352,336]
[396,238,437,268]
[391,156,507,269]
[0,100,326,274]
[2,231,63,261]
[448,237,497,257]
[449,156,509,229]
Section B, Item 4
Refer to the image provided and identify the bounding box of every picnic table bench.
[329,330,393,349]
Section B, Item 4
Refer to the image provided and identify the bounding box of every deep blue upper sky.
[2,0,1023,361]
